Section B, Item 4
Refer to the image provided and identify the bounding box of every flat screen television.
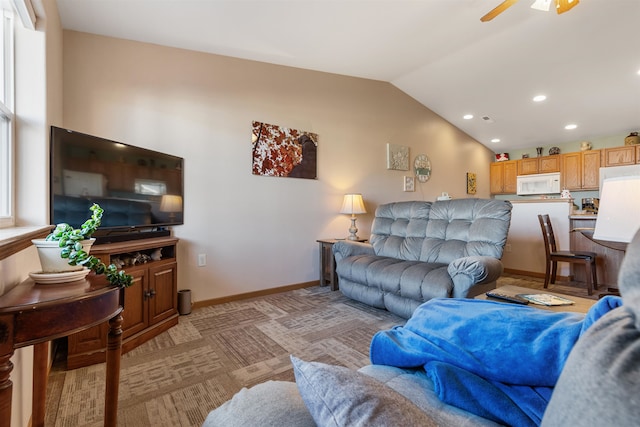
[50,126,184,243]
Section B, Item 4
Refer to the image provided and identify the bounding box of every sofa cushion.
[420,199,512,264]
[202,380,315,427]
[291,356,437,427]
[336,255,451,297]
[369,199,511,265]
[358,365,502,427]
[370,201,431,260]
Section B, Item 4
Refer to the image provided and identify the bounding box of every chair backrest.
[538,214,558,256]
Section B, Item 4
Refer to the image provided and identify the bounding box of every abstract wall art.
[251,121,318,179]
[466,172,477,194]
[386,143,409,170]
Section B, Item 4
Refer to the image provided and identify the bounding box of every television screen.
[50,126,184,240]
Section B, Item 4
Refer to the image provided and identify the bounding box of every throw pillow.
[290,355,437,427]
[202,380,315,427]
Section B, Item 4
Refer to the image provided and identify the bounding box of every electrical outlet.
[198,253,206,266]
[505,244,512,253]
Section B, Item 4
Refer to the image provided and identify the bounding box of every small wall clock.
[414,154,431,183]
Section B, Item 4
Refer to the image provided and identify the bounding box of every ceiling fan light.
[531,0,552,12]
[556,0,580,14]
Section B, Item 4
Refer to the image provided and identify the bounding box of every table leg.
[0,314,15,427]
[32,341,49,427]
[104,313,123,427]
[318,242,325,286]
[0,352,14,427]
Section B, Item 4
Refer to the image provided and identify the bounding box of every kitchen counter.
[508,198,572,204]
[502,199,573,277]
[569,213,597,219]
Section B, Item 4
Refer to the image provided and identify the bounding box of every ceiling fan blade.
[555,0,579,14]
[481,0,519,22]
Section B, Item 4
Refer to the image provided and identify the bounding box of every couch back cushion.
[370,201,432,260]
[370,199,512,264]
[421,199,512,264]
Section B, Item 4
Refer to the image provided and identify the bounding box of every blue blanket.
[370,296,622,426]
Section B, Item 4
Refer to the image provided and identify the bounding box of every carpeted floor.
[44,273,598,426]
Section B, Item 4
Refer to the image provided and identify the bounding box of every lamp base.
[347,216,360,240]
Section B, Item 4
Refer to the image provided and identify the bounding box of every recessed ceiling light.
[491,138,501,143]
[533,95,547,102]
[463,114,474,120]
[637,68,640,75]
[565,124,578,130]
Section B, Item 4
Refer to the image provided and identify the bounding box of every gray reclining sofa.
[333,199,513,318]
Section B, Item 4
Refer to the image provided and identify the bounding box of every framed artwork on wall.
[386,143,409,170]
[403,176,415,192]
[466,172,477,194]
[251,121,318,179]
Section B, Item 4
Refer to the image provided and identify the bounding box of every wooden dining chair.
[538,214,598,295]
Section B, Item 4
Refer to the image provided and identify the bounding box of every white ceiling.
[54,0,640,153]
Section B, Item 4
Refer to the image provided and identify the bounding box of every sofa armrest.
[332,240,375,262]
[447,256,504,298]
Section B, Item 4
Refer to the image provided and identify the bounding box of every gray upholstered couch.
[333,199,513,318]
[203,229,640,427]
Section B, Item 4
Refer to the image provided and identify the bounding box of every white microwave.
[516,172,561,195]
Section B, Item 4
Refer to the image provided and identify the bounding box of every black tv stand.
[94,229,171,245]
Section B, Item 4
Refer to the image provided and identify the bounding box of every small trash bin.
[178,289,192,315]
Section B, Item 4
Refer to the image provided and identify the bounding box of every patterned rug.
[44,274,597,426]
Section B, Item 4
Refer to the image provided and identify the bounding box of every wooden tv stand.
[66,236,179,369]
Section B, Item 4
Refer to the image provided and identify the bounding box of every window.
[0,8,14,228]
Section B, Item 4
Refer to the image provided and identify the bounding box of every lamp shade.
[340,194,366,215]
[593,176,640,243]
[160,194,183,213]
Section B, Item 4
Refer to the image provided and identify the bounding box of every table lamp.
[340,193,366,240]
[160,194,183,222]
[593,176,640,244]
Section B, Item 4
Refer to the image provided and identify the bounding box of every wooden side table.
[0,275,124,427]
[317,239,367,291]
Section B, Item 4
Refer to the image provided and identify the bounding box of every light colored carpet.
[45,274,598,426]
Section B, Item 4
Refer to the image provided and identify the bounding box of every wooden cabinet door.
[539,156,560,173]
[490,161,517,194]
[561,152,581,190]
[518,158,538,175]
[604,146,635,166]
[122,268,149,339]
[582,150,601,189]
[148,262,178,325]
[490,162,504,194]
[503,161,518,193]
[636,145,640,164]
[68,322,108,356]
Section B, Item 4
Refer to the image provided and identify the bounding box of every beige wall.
[62,31,494,303]
[2,0,63,425]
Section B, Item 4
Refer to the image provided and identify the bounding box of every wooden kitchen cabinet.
[490,160,517,194]
[539,155,561,173]
[518,157,539,175]
[603,145,636,167]
[582,150,601,188]
[67,236,179,369]
[561,150,600,190]
[517,155,560,176]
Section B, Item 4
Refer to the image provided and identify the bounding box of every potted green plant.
[32,203,133,287]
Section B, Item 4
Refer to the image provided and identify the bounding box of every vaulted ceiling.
[55,0,640,153]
